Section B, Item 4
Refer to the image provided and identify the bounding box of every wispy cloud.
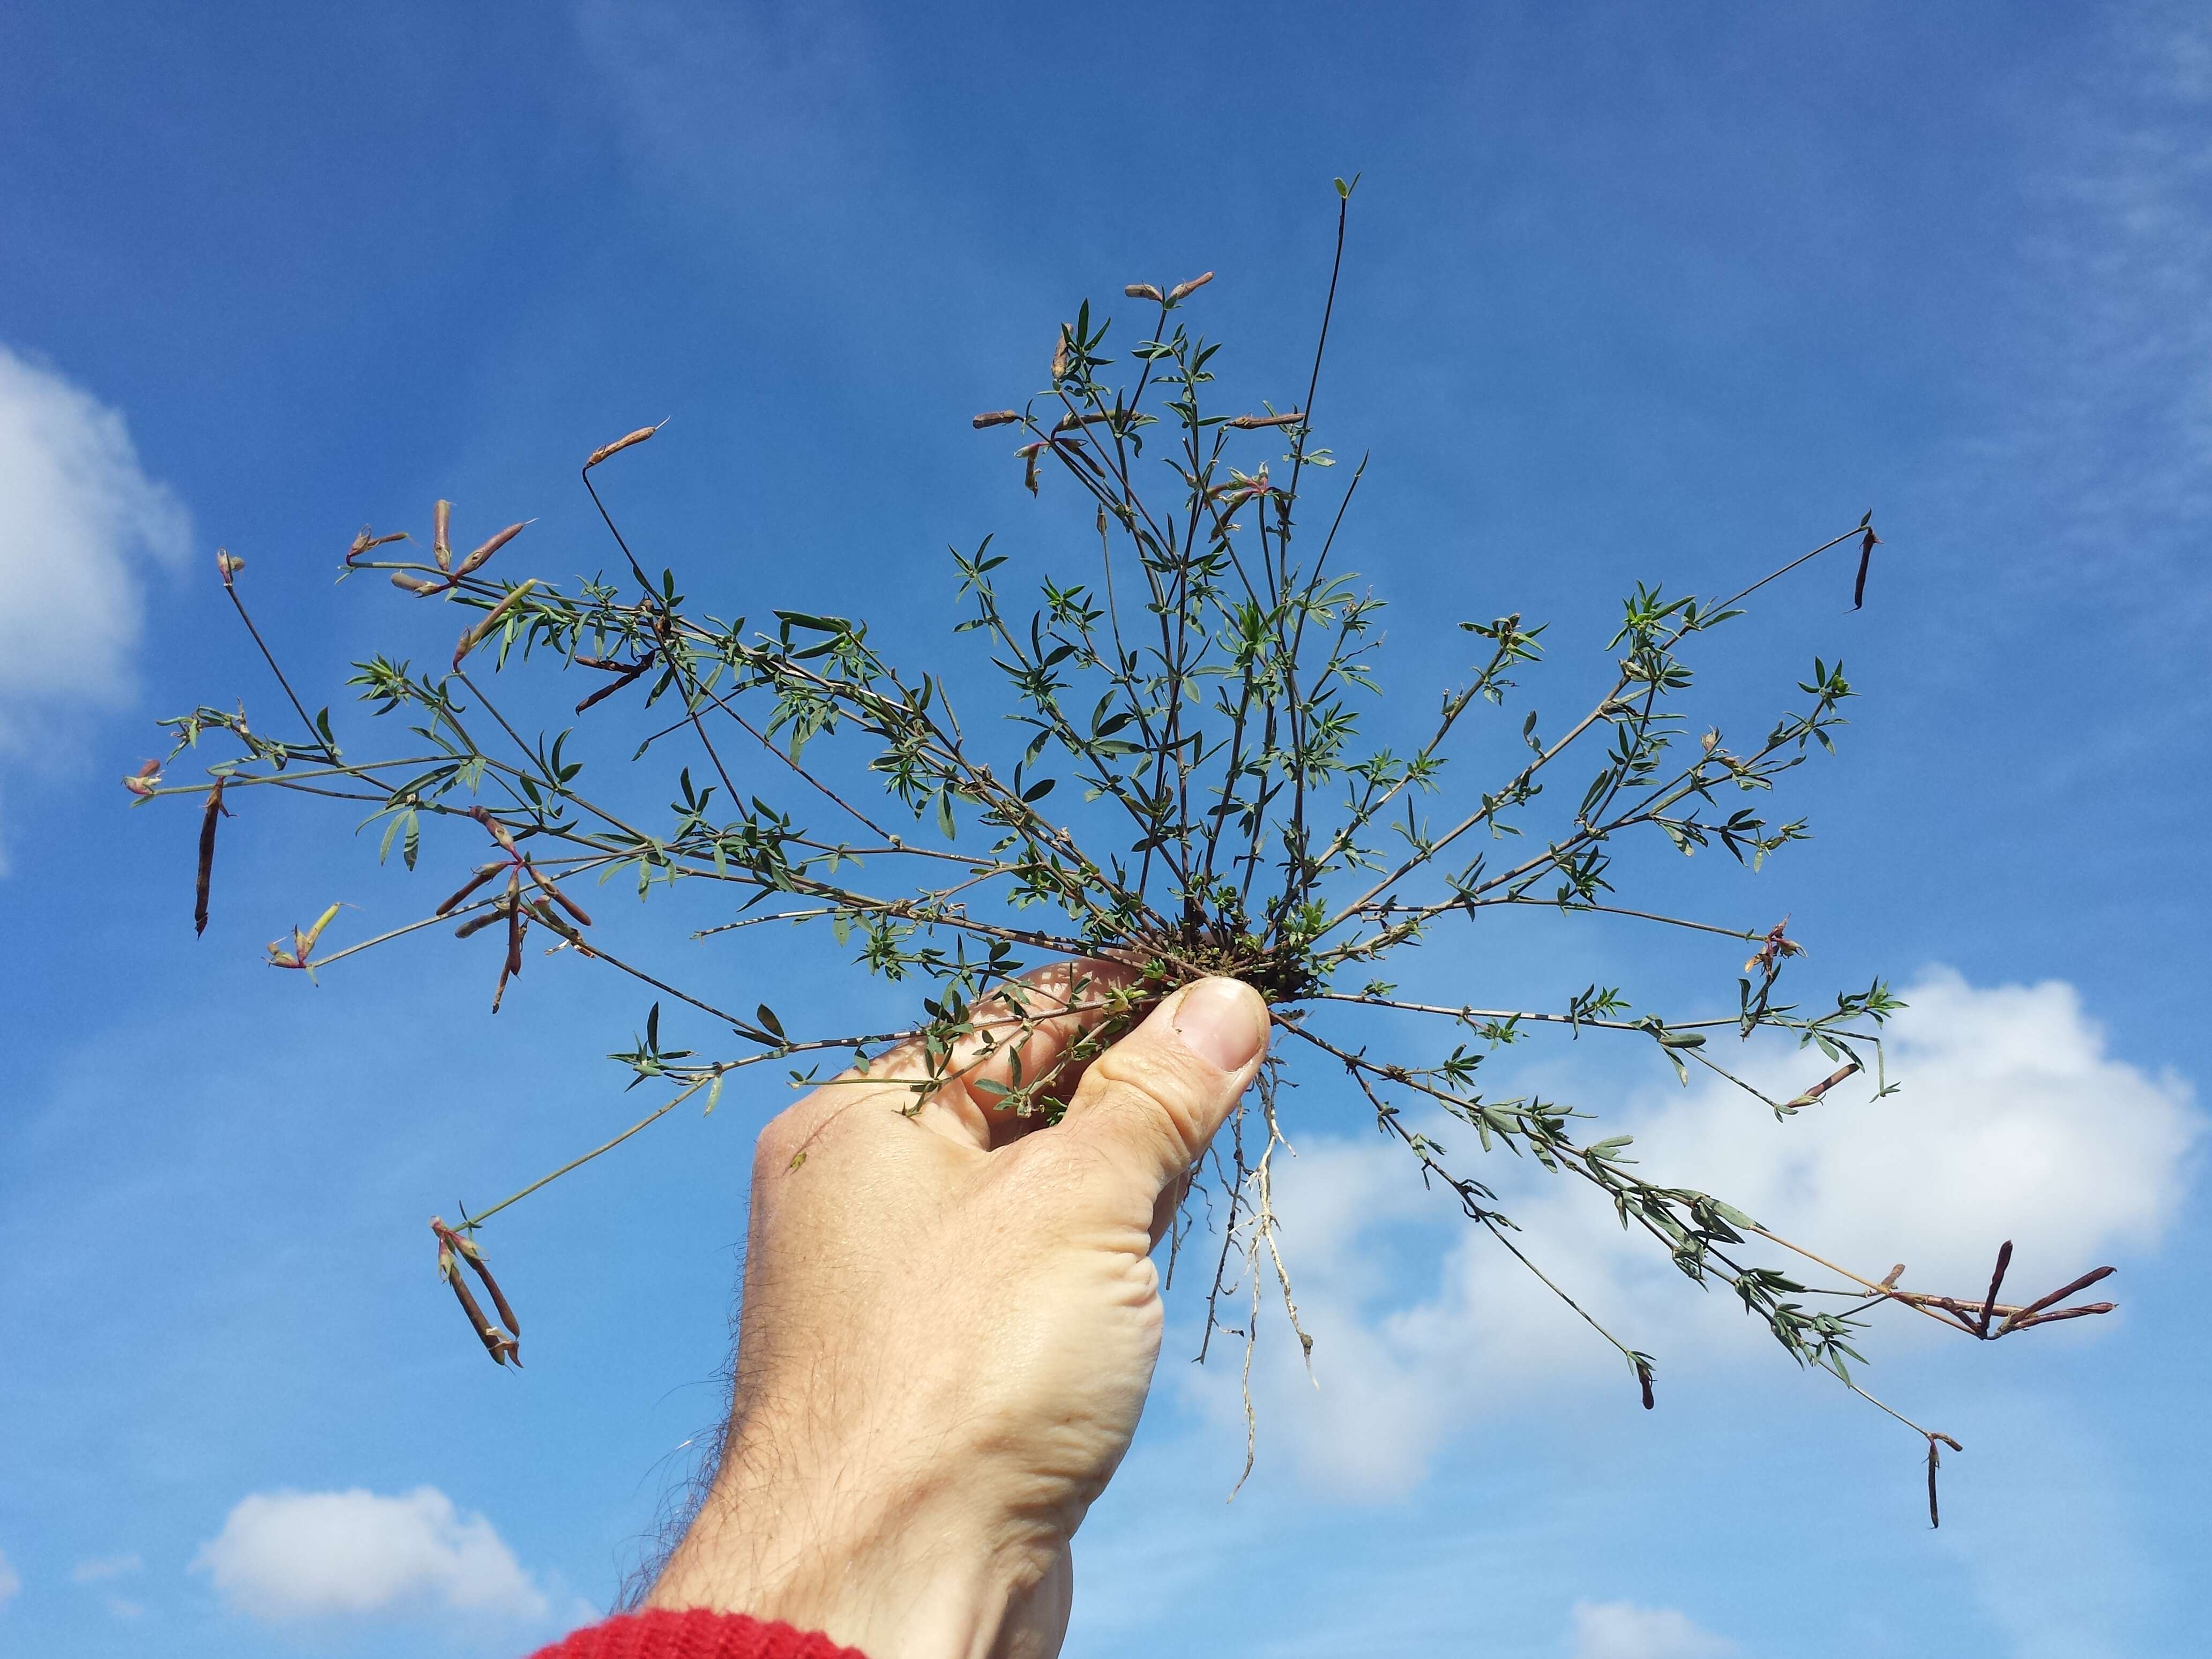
[69,1552,141,1583]
[1570,1600,1736,1659]
[0,344,191,733]
[1183,969,2199,1498]
[0,1546,18,1611]
[0,342,191,868]
[192,1486,552,1626]
[1960,3,2212,593]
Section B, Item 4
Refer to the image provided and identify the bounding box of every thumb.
[1057,977,1270,1199]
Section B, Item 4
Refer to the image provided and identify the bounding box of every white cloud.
[0,1546,18,1610]
[70,1553,141,1583]
[0,344,191,730]
[1569,1600,1735,1659]
[1188,969,2200,1497]
[193,1487,550,1626]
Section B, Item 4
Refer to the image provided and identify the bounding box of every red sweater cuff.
[527,1609,869,1659]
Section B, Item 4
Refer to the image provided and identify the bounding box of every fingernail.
[1172,978,1267,1073]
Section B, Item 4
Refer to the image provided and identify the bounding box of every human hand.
[644,963,1271,1659]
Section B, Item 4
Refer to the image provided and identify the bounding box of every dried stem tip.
[585,422,664,470]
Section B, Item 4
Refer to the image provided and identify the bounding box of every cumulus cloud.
[193,1487,550,1626]
[0,345,191,731]
[0,1546,19,1610]
[1569,1600,1735,1659]
[1187,969,2200,1497]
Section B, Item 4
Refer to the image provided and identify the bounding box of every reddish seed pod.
[436,864,504,917]
[1167,270,1214,302]
[453,897,514,939]
[391,572,444,595]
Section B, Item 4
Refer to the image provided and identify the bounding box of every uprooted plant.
[134,183,2114,1524]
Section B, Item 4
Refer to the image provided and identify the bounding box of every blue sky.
[3,3,2208,1656]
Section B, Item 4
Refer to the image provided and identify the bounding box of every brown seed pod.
[454,521,528,578]
[391,572,445,595]
[194,778,229,936]
[972,410,1021,429]
[432,499,452,571]
[1124,282,1164,302]
[1167,270,1215,302]
[585,423,663,469]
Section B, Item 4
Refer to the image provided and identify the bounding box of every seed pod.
[195,778,229,936]
[585,423,663,469]
[1973,1240,2015,1336]
[1167,270,1215,303]
[530,869,593,927]
[1780,1058,1859,1111]
[454,896,515,939]
[1227,410,1304,429]
[1051,327,1070,382]
[1996,1265,2116,1335]
[452,579,540,669]
[347,525,408,565]
[295,902,343,958]
[433,499,452,571]
[1853,525,1880,610]
[469,806,521,857]
[391,572,444,595]
[436,863,505,916]
[1124,282,1164,302]
[972,410,1021,429]
[455,521,528,578]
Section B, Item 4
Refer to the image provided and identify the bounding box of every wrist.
[647,1452,1043,1659]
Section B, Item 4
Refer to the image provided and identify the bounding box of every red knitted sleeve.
[526,1609,869,1659]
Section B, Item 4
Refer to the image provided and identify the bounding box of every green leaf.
[757,1003,786,1040]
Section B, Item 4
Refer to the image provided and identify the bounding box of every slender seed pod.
[972,410,1021,429]
[453,896,514,939]
[585,423,663,469]
[436,863,505,917]
[1167,270,1215,302]
[452,580,540,669]
[530,868,593,927]
[454,521,528,578]
[1124,282,1164,302]
[1996,1265,2116,1335]
[433,499,452,571]
[195,777,229,936]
